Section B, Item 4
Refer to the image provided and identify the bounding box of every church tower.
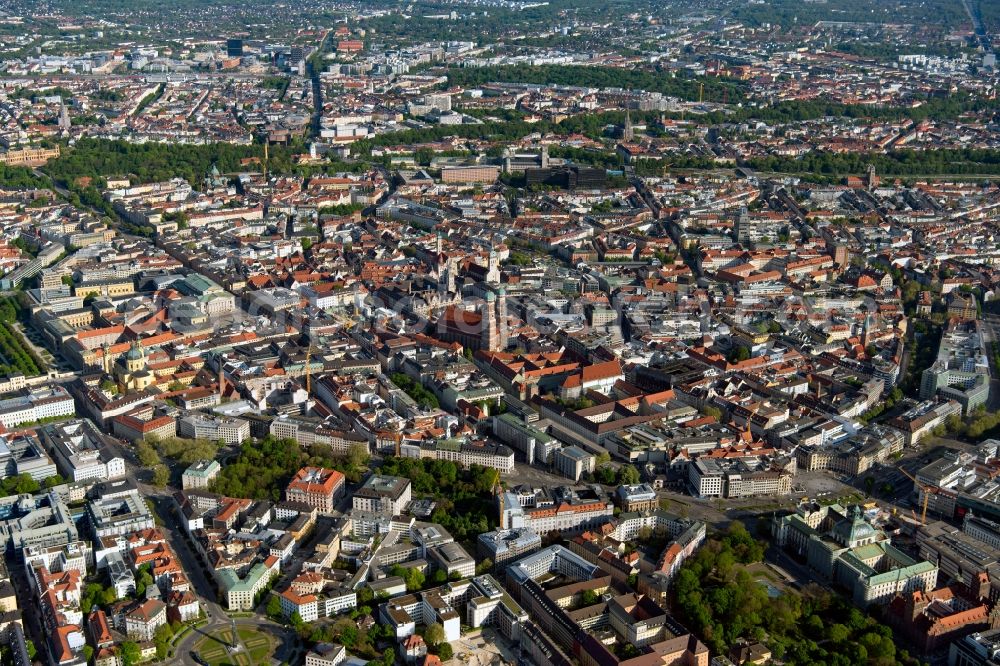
[496,287,508,350]
[862,311,876,349]
[486,247,500,284]
[58,101,71,133]
[101,341,112,375]
[866,164,878,191]
[623,109,634,141]
[481,291,499,352]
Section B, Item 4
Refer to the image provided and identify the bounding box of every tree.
[154,624,174,659]
[266,594,283,620]
[829,623,851,643]
[135,565,154,598]
[81,582,110,613]
[151,464,170,488]
[405,568,425,591]
[135,441,160,467]
[347,442,370,470]
[437,643,454,660]
[290,611,304,628]
[12,474,39,494]
[120,642,141,666]
[595,465,616,485]
[728,346,750,363]
[424,622,445,646]
[43,474,65,489]
[701,405,723,420]
[26,640,36,661]
[617,464,641,485]
[475,558,493,575]
[83,644,94,663]
[580,590,600,606]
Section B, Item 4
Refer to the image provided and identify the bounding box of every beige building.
[440,165,500,184]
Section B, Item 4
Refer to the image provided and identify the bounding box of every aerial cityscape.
[0,0,1000,666]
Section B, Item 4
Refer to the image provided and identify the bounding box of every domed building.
[773,501,938,607]
[114,341,154,392]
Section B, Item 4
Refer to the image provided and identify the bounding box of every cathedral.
[435,288,508,353]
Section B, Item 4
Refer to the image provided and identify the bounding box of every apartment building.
[217,556,281,611]
[492,413,560,465]
[88,491,155,538]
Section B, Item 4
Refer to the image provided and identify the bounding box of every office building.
[353,475,411,516]
[38,419,126,483]
[286,467,346,513]
[553,446,594,482]
[477,528,541,567]
[181,460,220,490]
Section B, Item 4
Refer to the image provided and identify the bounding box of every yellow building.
[113,342,155,392]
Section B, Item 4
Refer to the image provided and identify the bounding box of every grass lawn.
[238,628,275,662]
[193,626,276,666]
[817,492,865,506]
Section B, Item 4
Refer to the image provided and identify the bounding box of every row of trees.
[0,321,44,376]
[750,147,1000,178]
[0,473,63,496]
[0,297,22,325]
[446,64,748,104]
[43,137,303,188]
[0,297,44,377]
[733,0,967,31]
[935,406,1000,441]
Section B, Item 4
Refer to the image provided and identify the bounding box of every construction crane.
[490,467,502,496]
[900,467,933,525]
